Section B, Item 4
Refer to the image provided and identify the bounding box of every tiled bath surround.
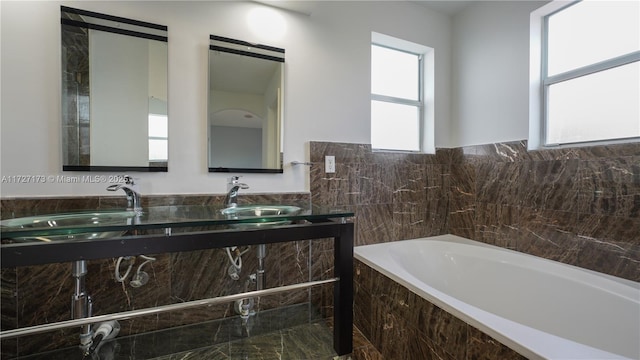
[449,140,640,282]
[310,140,639,281]
[310,140,639,359]
[353,259,527,360]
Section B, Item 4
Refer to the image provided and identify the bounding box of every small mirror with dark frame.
[61,6,169,172]
[208,35,284,173]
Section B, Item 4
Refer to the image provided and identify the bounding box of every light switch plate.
[325,156,336,173]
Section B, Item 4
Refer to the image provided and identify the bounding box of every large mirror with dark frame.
[61,6,168,172]
[208,35,284,173]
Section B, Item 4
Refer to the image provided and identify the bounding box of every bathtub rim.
[354,234,639,360]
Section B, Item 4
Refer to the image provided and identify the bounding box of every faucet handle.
[229,175,242,184]
[123,175,134,185]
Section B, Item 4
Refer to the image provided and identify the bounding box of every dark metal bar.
[61,19,168,42]
[61,5,167,31]
[209,34,285,54]
[1,222,345,268]
[208,167,284,174]
[209,45,285,63]
[62,165,168,172]
[333,221,354,355]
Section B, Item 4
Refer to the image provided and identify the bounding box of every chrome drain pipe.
[0,278,338,340]
[70,260,93,351]
[256,244,266,291]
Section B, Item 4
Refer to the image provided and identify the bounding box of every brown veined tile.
[577,156,640,218]
[467,326,527,360]
[516,207,580,263]
[474,203,519,249]
[519,159,580,212]
[476,161,521,206]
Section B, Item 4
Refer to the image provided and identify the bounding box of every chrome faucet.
[106,176,142,214]
[224,176,249,208]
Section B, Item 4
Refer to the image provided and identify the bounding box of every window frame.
[529,0,640,150]
[371,32,434,153]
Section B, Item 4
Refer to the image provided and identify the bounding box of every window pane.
[547,1,640,76]
[371,100,420,151]
[546,62,640,145]
[149,139,168,161]
[149,114,168,138]
[371,45,419,100]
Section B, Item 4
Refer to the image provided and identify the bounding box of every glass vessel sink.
[0,205,355,244]
[0,210,137,242]
[220,205,302,228]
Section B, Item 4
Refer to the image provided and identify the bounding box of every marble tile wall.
[309,140,639,282]
[354,259,526,359]
[449,140,640,282]
[312,140,638,360]
[0,192,315,357]
[309,141,451,246]
[308,141,453,326]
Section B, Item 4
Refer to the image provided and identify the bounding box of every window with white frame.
[530,0,640,149]
[371,32,434,153]
[148,114,168,161]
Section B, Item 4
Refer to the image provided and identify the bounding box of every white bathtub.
[354,235,640,360]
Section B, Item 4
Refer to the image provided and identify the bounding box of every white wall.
[0,0,451,198]
[451,1,547,147]
[210,125,262,169]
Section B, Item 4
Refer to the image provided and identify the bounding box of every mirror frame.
[61,6,169,172]
[207,35,285,174]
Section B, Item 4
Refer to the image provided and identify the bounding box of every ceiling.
[252,0,473,17]
[414,1,473,15]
